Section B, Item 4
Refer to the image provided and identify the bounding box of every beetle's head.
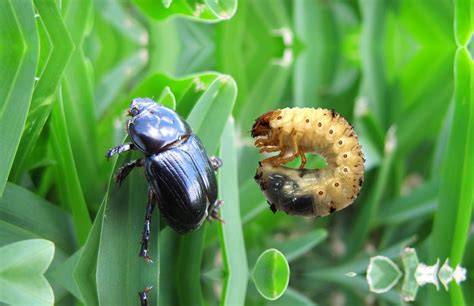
[128,98,157,117]
[251,110,281,138]
[127,98,192,154]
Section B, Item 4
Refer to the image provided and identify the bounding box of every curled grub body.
[252,107,365,217]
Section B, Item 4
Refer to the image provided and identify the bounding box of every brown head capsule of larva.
[252,107,365,217]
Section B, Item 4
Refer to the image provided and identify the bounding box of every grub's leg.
[259,146,280,154]
[106,142,135,160]
[138,286,153,306]
[261,153,284,166]
[263,131,300,166]
[209,156,222,171]
[139,189,157,262]
[289,131,306,169]
[255,130,279,147]
[277,153,298,165]
[255,138,274,147]
[262,152,298,167]
[114,157,145,186]
[207,199,224,223]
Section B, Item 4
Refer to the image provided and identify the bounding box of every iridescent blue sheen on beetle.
[106,98,223,263]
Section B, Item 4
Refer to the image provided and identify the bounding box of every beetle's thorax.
[128,104,192,154]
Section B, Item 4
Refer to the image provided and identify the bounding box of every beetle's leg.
[106,142,135,160]
[207,199,224,223]
[209,156,223,171]
[115,157,145,186]
[138,286,153,306]
[139,188,157,262]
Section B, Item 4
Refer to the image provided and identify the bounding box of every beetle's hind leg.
[106,142,135,160]
[207,199,224,223]
[115,157,145,186]
[209,156,223,171]
[139,188,157,262]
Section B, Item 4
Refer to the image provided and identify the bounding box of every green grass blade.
[217,118,248,306]
[73,203,105,306]
[10,0,74,182]
[251,0,290,29]
[49,91,92,244]
[375,180,438,226]
[293,0,340,108]
[237,64,290,131]
[272,229,328,263]
[0,239,55,305]
[429,47,474,305]
[0,0,39,196]
[347,128,396,256]
[176,74,237,306]
[157,86,177,110]
[187,75,237,153]
[396,51,454,156]
[61,0,101,207]
[399,0,453,46]
[263,287,317,306]
[48,249,84,301]
[94,51,147,117]
[158,228,180,306]
[133,0,237,23]
[239,178,267,224]
[0,183,75,253]
[454,0,473,46]
[358,0,390,128]
[96,151,160,306]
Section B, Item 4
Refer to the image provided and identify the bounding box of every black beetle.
[106,98,223,263]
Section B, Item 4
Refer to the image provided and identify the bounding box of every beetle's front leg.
[115,157,144,186]
[139,188,157,262]
[106,142,135,160]
[207,199,224,223]
[208,156,222,171]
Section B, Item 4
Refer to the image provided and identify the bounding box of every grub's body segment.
[252,107,365,217]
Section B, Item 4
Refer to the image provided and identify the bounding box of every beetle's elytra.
[252,107,365,217]
[106,98,223,262]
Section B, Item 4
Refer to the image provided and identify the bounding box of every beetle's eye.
[130,107,139,116]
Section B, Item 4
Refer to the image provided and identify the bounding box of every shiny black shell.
[144,135,217,233]
[128,99,217,233]
[128,99,192,154]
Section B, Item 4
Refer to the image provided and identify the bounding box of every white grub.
[253,108,364,217]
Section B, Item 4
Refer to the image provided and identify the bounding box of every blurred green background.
[0,0,473,305]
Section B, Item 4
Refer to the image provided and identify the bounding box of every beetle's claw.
[207,200,224,223]
[207,212,224,224]
[209,156,223,171]
[114,171,125,186]
[106,146,120,160]
[139,286,153,306]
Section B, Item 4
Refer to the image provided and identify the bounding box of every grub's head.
[251,110,281,138]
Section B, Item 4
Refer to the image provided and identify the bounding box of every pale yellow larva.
[252,107,365,217]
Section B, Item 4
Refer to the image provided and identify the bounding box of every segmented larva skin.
[252,107,365,217]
